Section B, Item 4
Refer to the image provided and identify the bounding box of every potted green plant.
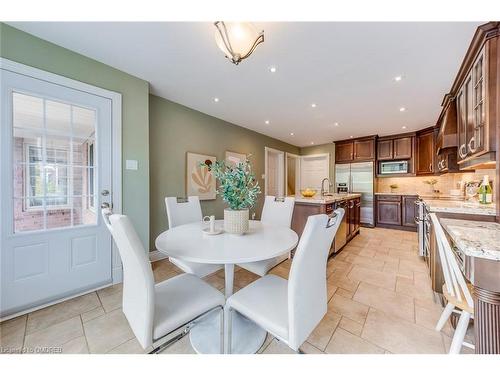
[204,156,261,234]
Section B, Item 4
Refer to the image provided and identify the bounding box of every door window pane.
[12,92,97,232]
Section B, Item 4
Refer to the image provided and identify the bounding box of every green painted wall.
[0,23,151,247]
[149,95,300,249]
[300,143,336,181]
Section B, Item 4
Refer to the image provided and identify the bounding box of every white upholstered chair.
[237,196,295,276]
[430,213,475,354]
[165,196,223,278]
[102,209,225,353]
[225,209,344,353]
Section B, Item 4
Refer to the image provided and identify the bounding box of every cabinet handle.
[458,144,467,159]
[429,163,433,172]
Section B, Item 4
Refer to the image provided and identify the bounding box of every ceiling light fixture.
[394,75,403,82]
[350,135,353,138]
[214,97,220,102]
[311,142,315,145]
[402,125,407,129]
[399,107,406,112]
[311,103,317,108]
[334,122,339,127]
[290,132,294,136]
[269,66,277,73]
[265,120,270,125]
[214,22,264,65]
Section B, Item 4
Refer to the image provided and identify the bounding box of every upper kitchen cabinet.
[377,134,414,161]
[334,135,376,163]
[416,127,438,175]
[335,141,354,163]
[442,22,499,170]
[394,137,413,159]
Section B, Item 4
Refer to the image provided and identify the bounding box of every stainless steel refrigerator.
[334,162,374,226]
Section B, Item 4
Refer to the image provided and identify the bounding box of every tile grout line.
[21,315,28,353]
[80,314,91,354]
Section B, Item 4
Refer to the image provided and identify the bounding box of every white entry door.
[1,70,113,317]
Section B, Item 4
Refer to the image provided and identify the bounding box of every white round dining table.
[155,220,298,354]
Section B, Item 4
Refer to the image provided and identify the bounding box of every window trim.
[24,143,71,211]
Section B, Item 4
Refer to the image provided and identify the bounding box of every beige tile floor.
[0,227,474,354]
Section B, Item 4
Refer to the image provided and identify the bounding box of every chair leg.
[435,302,454,332]
[219,306,224,354]
[449,311,471,354]
[224,306,233,354]
[149,327,190,354]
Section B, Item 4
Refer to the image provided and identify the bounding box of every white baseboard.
[149,250,169,263]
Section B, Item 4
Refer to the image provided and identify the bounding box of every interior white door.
[265,147,284,197]
[1,70,113,317]
[300,154,330,190]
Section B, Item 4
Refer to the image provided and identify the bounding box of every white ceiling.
[9,22,481,147]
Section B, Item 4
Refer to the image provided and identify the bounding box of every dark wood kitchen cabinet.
[335,142,354,163]
[377,139,393,160]
[376,194,417,231]
[416,128,437,175]
[354,139,375,161]
[335,136,376,163]
[376,197,402,226]
[394,137,413,159]
[346,197,361,240]
[455,39,497,169]
[402,195,418,228]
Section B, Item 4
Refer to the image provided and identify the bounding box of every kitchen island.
[440,218,500,354]
[291,193,362,255]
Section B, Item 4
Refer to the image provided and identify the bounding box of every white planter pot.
[224,208,249,235]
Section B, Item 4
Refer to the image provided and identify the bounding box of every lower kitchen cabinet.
[402,195,418,228]
[376,194,418,231]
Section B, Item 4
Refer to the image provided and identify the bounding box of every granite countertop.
[423,199,496,216]
[375,192,418,196]
[293,193,361,204]
[440,218,500,261]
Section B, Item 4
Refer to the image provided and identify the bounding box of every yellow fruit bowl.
[300,189,317,198]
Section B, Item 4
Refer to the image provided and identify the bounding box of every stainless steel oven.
[380,160,409,175]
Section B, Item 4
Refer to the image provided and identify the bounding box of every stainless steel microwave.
[380,160,409,174]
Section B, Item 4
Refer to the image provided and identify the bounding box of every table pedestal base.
[189,309,267,354]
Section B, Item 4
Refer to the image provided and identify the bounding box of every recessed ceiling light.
[311,103,317,108]
[265,120,270,125]
[269,66,277,73]
[402,125,407,129]
[334,122,339,127]
[310,141,315,145]
[399,107,406,112]
[394,75,403,82]
[290,132,294,136]
[350,135,353,139]
[214,97,219,102]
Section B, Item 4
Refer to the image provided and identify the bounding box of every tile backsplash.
[376,169,496,198]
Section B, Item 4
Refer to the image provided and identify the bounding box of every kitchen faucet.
[321,178,331,196]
